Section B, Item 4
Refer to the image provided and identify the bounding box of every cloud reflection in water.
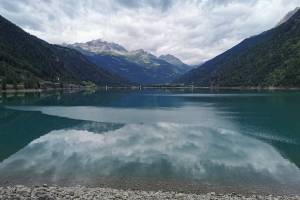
[0,122,299,188]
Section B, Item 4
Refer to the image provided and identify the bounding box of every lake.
[0,89,300,194]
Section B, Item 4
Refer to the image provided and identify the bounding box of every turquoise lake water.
[0,90,300,193]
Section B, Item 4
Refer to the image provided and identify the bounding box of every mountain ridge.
[0,15,128,88]
[67,40,192,84]
[71,39,128,55]
[277,7,300,26]
[175,8,300,87]
[159,54,193,73]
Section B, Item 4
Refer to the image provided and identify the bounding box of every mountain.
[70,39,128,55]
[0,15,127,88]
[277,7,300,26]
[125,49,189,74]
[159,54,193,73]
[87,53,158,84]
[67,41,191,84]
[175,9,300,87]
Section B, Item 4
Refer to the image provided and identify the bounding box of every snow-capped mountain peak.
[70,39,128,54]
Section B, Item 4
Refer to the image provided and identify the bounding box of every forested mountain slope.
[0,15,127,88]
[176,9,300,87]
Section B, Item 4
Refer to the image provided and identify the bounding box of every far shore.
[1,85,300,93]
[0,87,86,94]
[140,86,300,91]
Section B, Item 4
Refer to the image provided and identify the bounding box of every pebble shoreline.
[0,185,299,200]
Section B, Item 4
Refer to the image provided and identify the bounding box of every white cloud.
[0,0,299,64]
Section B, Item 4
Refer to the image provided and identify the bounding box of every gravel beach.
[1,185,300,200]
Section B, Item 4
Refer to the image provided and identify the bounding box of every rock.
[0,185,299,200]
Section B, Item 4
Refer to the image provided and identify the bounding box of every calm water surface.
[0,90,300,193]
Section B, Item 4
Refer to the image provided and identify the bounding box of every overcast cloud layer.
[0,0,300,64]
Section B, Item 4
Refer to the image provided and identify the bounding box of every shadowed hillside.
[176,9,300,87]
[0,15,128,88]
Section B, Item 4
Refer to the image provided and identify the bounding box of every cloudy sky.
[0,0,299,64]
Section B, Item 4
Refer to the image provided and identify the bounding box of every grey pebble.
[0,186,299,200]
